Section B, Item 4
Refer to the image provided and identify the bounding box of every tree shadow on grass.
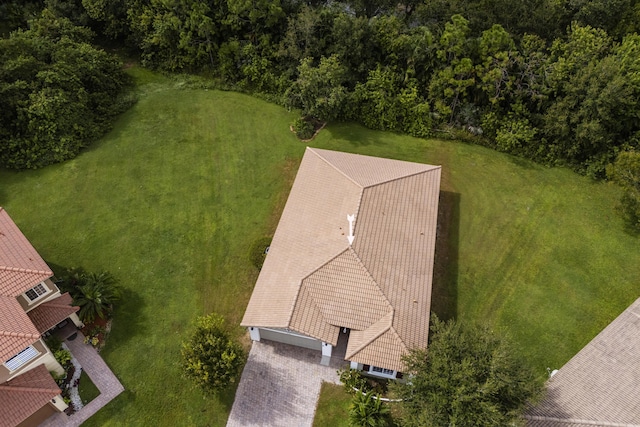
[323,122,390,147]
[107,287,147,346]
[431,191,460,321]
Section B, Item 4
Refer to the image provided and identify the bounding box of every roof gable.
[0,296,40,362]
[0,208,53,296]
[0,364,61,426]
[27,293,79,334]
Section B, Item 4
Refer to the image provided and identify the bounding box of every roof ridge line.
[286,248,351,326]
[345,311,394,358]
[0,330,40,339]
[524,415,640,426]
[348,248,393,310]
[0,265,52,276]
[361,165,442,190]
[306,147,365,189]
[0,385,61,394]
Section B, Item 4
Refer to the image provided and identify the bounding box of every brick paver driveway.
[227,340,346,427]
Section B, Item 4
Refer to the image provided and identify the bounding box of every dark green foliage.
[0,9,134,169]
[6,0,640,185]
[292,117,315,140]
[249,237,272,270]
[607,151,640,231]
[348,390,390,427]
[285,55,348,122]
[181,313,245,395]
[338,368,370,395]
[61,269,121,323]
[45,335,63,352]
[395,316,543,427]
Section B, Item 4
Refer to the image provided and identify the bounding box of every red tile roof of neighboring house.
[27,293,80,334]
[526,297,640,426]
[0,364,62,427]
[0,296,40,362]
[242,148,441,372]
[0,207,53,297]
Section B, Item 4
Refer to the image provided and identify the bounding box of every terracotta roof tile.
[242,148,441,372]
[27,293,79,334]
[526,297,640,426]
[0,296,40,362]
[0,207,53,297]
[0,364,62,427]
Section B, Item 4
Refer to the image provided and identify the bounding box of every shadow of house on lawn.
[431,190,460,322]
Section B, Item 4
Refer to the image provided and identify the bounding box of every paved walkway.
[40,332,124,427]
[226,340,346,427]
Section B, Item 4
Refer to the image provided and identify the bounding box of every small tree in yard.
[181,314,245,395]
[395,315,543,427]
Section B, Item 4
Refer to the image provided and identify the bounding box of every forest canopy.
[1,0,639,177]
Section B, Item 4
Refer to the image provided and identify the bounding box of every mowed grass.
[1,68,639,425]
[78,370,101,405]
[313,383,351,427]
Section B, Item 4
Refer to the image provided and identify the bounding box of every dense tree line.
[0,8,133,169]
[2,0,640,181]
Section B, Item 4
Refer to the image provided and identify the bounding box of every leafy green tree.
[285,54,347,122]
[428,15,475,124]
[542,24,640,176]
[607,151,640,231]
[395,316,542,427]
[0,9,132,169]
[348,390,390,427]
[181,314,245,395]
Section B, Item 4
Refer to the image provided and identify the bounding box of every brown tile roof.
[0,364,62,427]
[27,293,79,334]
[242,148,441,371]
[0,296,40,362]
[0,207,53,297]
[525,297,640,427]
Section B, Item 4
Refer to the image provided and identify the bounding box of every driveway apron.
[227,340,344,427]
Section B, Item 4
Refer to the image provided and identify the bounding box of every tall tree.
[394,316,543,427]
[285,54,347,122]
[0,9,132,169]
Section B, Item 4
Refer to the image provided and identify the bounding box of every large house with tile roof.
[525,296,640,427]
[241,148,441,378]
[0,207,83,427]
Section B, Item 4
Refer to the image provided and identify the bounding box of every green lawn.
[78,370,100,405]
[313,383,351,427]
[1,68,639,425]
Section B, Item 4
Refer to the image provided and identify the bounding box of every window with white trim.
[4,346,39,371]
[369,366,396,378]
[25,283,47,302]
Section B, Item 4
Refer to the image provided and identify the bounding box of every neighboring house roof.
[526,297,640,427]
[27,292,79,334]
[0,364,62,427]
[0,295,40,362]
[242,148,441,371]
[0,207,53,297]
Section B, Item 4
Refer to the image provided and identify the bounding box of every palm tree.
[348,390,390,427]
[74,272,121,323]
